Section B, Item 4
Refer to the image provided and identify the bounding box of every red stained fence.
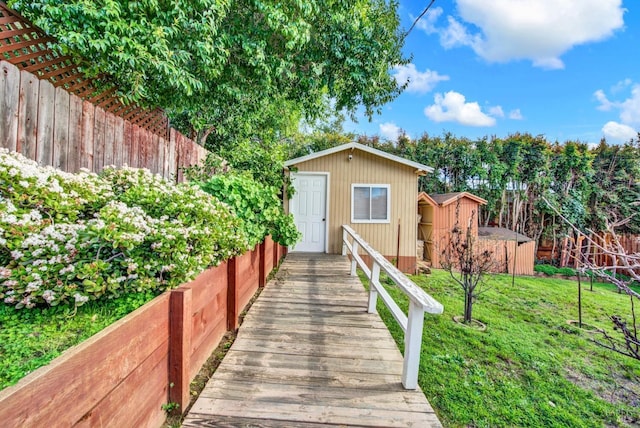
[0,60,206,180]
[0,237,289,427]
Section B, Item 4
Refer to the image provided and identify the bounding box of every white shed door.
[290,173,327,252]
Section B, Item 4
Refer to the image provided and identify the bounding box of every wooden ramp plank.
[183,253,441,428]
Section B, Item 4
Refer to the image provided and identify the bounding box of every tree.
[11,0,408,147]
[544,196,640,360]
[440,202,496,324]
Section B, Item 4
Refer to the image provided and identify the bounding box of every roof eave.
[284,142,433,173]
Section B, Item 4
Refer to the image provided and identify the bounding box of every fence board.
[123,119,132,166]
[93,107,106,172]
[150,133,160,174]
[104,111,116,167]
[158,136,166,178]
[36,79,54,165]
[113,116,124,167]
[1,60,204,180]
[77,340,169,428]
[52,86,69,170]
[67,94,82,172]
[16,69,38,158]
[80,100,94,169]
[0,294,171,427]
[168,128,177,179]
[0,61,19,151]
[130,124,140,168]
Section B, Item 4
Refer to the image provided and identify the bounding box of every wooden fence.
[538,234,640,271]
[0,2,170,138]
[478,239,536,276]
[0,60,206,181]
[0,237,289,427]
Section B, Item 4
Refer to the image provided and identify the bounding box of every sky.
[347,0,639,145]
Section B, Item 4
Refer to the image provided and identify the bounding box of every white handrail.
[341,224,443,389]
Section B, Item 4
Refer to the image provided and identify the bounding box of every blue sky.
[348,0,638,145]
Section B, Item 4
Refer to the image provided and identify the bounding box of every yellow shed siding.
[288,148,419,269]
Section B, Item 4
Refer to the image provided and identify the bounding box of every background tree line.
[352,132,640,260]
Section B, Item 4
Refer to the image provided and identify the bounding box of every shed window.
[351,184,390,223]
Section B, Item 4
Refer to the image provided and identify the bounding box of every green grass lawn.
[0,291,156,389]
[364,269,640,427]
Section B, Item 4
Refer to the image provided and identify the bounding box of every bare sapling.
[440,202,496,324]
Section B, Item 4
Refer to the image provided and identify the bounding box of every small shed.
[417,192,487,267]
[477,227,536,275]
[284,142,433,273]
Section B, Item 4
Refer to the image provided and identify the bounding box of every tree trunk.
[464,289,473,323]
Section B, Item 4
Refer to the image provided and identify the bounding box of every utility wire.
[405,0,437,38]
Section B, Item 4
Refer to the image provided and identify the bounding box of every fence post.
[368,262,380,314]
[227,257,238,330]
[402,300,425,390]
[259,240,266,287]
[169,287,192,413]
[350,241,359,276]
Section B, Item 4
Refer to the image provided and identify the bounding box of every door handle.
[322,218,326,221]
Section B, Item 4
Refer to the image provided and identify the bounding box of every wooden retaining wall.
[0,59,206,180]
[0,236,289,427]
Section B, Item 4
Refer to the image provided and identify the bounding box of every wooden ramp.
[183,253,441,427]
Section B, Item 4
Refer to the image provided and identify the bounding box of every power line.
[405,0,437,38]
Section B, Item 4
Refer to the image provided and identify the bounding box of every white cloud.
[393,64,449,94]
[509,109,524,120]
[619,85,640,126]
[379,122,403,141]
[420,0,625,69]
[488,106,505,118]
[595,84,640,126]
[602,121,637,143]
[596,84,640,143]
[439,16,478,49]
[594,89,615,111]
[611,78,632,94]
[413,6,443,35]
[424,91,496,127]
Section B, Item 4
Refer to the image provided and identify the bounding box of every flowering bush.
[0,149,249,309]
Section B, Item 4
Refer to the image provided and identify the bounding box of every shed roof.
[284,142,433,174]
[419,191,487,207]
[478,227,532,243]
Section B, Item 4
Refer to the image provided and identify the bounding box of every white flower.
[59,265,75,275]
[73,293,89,304]
[42,290,56,303]
[10,250,23,260]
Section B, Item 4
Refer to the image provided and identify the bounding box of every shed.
[284,142,433,273]
[417,192,487,267]
[477,227,536,275]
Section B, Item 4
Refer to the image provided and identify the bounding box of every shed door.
[290,173,327,252]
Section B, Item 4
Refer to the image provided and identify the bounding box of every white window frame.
[351,184,391,224]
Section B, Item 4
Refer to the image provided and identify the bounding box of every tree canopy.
[340,132,640,259]
[11,0,407,145]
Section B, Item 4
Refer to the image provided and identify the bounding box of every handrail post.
[368,262,380,314]
[342,228,347,255]
[402,300,425,389]
[350,240,359,276]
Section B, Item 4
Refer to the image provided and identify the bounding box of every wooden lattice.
[0,2,169,139]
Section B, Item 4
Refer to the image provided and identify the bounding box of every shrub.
[198,173,300,247]
[556,267,577,277]
[0,149,249,309]
[534,264,558,276]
